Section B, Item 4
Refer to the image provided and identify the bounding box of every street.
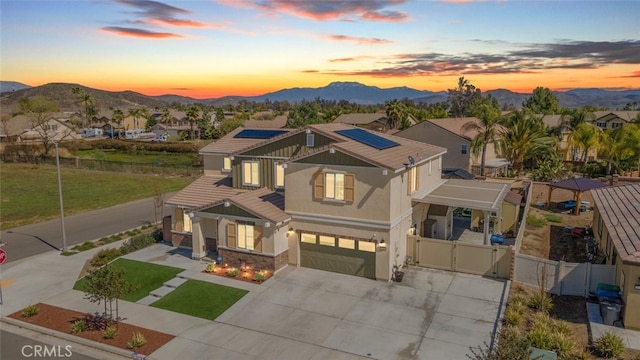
[0,193,174,264]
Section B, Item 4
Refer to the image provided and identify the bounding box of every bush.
[127,332,147,349]
[71,241,96,252]
[526,215,547,227]
[70,319,87,334]
[90,248,122,268]
[103,325,118,339]
[253,270,267,283]
[528,293,554,313]
[151,228,163,242]
[127,234,155,251]
[227,268,240,277]
[592,332,625,358]
[503,307,524,327]
[205,263,216,273]
[544,214,563,223]
[22,304,39,318]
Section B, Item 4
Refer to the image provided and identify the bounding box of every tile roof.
[165,176,244,208]
[199,127,292,155]
[593,111,640,122]
[334,113,386,125]
[217,188,289,224]
[591,183,640,265]
[307,123,446,171]
[425,117,480,140]
[242,115,288,129]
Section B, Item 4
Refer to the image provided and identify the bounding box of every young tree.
[20,96,68,157]
[82,265,137,322]
[522,87,560,115]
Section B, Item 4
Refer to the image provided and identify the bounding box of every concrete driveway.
[152,261,508,360]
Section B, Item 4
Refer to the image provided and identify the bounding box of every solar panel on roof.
[234,129,287,139]
[335,128,399,150]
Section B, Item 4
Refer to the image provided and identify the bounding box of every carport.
[413,179,511,245]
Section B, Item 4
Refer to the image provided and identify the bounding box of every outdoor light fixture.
[382,169,388,175]
[329,148,335,154]
[378,238,387,251]
[224,201,230,207]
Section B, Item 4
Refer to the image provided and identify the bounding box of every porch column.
[483,211,490,245]
[190,216,206,260]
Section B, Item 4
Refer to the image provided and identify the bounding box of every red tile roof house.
[591,183,640,330]
[164,124,516,281]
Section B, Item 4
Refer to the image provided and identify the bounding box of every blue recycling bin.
[490,234,505,244]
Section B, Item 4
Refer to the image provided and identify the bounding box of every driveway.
[150,258,508,359]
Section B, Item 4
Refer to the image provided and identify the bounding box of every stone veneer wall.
[171,232,192,248]
[218,248,289,272]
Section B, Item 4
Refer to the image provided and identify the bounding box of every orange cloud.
[325,34,392,45]
[101,27,182,39]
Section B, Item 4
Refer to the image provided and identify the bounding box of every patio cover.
[546,177,607,215]
[413,179,511,212]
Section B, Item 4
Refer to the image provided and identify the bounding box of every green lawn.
[73,258,184,302]
[75,149,199,167]
[151,280,247,320]
[0,163,193,229]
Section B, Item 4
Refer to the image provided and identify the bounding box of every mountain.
[0,81,31,93]
[2,81,639,111]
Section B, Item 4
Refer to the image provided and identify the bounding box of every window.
[313,172,354,202]
[338,238,355,249]
[182,211,192,232]
[597,122,606,128]
[301,233,316,244]
[359,241,375,252]
[237,223,254,250]
[307,133,315,147]
[242,161,259,186]
[325,172,345,200]
[222,157,231,171]
[319,235,335,246]
[461,144,468,155]
[612,123,622,129]
[408,166,418,194]
[275,163,285,188]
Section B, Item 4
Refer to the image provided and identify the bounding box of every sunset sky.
[1,0,639,99]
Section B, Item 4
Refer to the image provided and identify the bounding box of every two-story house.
[164,123,446,280]
[591,183,640,330]
[395,117,509,177]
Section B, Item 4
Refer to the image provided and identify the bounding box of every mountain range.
[2,81,639,111]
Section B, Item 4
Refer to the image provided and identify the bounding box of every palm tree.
[568,123,601,165]
[461,102,503,176]
[598,124,640,175]
[385,99,406,130]
[186,105,200,140]
[499,110,555,175]
[111,108,124,138]
[128,108,142,129]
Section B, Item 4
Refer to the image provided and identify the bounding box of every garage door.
[300,233,376,279]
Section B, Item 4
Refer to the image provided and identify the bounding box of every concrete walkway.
[587,303,640,350]
[2,243,510,360]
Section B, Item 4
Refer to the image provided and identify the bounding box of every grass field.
[151,280,247,320]
[74,258,184,302]
[74,149,199,167]
[0,163,194,230]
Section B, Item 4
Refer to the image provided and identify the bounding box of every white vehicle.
[81,128,103,138]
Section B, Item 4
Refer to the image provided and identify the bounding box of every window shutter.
[344,174,355,202]
[253,226,263,252]
[174,208,184,232]
[416,167,420,191]
[313,172,324,200]
[227,223,237,248]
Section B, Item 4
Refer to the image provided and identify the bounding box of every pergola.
[546,178,607,215]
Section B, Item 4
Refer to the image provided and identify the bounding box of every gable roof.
[548,177,607,192]
[334,113,386,125]
[191,187,289,224]
[199,127,292,155]
[593,111,639,123]
[166,176,244,208]
[243,115,287,129]
[591,183,640,264]
[302,123,446,171]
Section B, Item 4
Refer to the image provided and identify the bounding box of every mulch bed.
[8,303,174,356]
[549,225,590,262]
[202,267,271,284]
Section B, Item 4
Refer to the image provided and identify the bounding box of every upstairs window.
[307,133,315,147]
[313,171,354,202]
[461,144,468,155]
[242,161,260,186]
[222,157,232,172]
[611,123,622,129]
[408,166,418,194]
[596,122,606,128]
[275,163,285,188]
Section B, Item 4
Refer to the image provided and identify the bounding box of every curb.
[1,316,135,359]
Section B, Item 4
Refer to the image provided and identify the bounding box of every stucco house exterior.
[591,183,640,330]
[165,123,447,280]
[591,111,639,130]
[395,118,510,176]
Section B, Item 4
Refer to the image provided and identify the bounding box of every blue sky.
[1,0,639,98]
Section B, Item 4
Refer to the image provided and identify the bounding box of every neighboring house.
[591,111,639,130]
[591,183,640,331]
[165,124,448,280]
[0,114,80,143]
[149,123,198,139]
[395,118,509,177]
[541,114,599,163]
[334,112,417,133]
[243,115,287,129]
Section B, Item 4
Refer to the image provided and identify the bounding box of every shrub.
[103,325,118,339]
[526,215,547,227]
[70,319,87,334]
[544,214,563,223]
[528,293,553,313]
[127,234,155,251]
[227,268,240,277]
[72,241,96,252]
[151,228,163,242]
[592,332,625,358]
[127,332,147,349]
[253,270,267,283]
[503,307,524,327]
[205,263,216,273]
[468,326,532,360]
[90,248,122,267]
[22,304,39,318]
